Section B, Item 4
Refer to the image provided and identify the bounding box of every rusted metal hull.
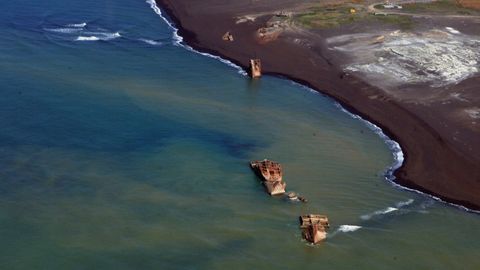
[263,180,287,195]
[300,214,330,244]
[249,59,262,78]
[250,159,286,195]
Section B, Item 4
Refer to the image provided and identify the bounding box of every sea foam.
[68,22,87,28]
[338,225,362,233]
[76,36,100,41]
[76,32,121,41]
[361,207,398,220]
[145,0,247,76]
[47,22,87,34]
[46,27,83,34]
[139,38,162,45]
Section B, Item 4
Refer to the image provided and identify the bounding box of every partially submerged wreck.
[250,159,286,195]
[299,214,330,244]
[249,59,262,78]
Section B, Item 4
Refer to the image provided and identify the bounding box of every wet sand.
[154,0,480,211]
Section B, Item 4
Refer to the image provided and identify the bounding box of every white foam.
[395,198,414,208]
[446,27,460,34]
[76,36,100,41]
[68,22,87,28]
[45,22,86,35]
[45,27,83,34]
[334,103,404,172]
[139,38,162,45]
[145,0,247,76]
[338,98,480,214]
[339,99,480,214]
[338,225,362,233]
[145,0,182,43]
[76,32,121,41]
[361,207,398,220]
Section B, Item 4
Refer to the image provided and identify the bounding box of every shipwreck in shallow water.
[249,59,262,78]
[299,214,330,244]
[250,159,286,195]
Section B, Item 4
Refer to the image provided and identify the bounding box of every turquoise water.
[0,0,479,269]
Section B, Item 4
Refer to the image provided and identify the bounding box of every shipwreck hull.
[250,159,286,195]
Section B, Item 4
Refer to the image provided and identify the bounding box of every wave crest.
[139,38,162,45]
[145,0,247,76]
[68,22,87,28]
[76,32,121,41]
[338,225,362,233]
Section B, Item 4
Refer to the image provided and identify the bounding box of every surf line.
[145,0,247,76]
[146,0,480,215]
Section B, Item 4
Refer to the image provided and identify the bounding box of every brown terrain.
[155,0,480,211]
[459,0,480,9]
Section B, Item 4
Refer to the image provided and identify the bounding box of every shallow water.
[0,0,479,269]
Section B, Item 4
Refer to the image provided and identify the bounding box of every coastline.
[150,0,480,212]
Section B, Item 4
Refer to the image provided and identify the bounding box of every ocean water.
[0,0,479,269]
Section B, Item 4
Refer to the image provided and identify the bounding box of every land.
[155,0,480,211]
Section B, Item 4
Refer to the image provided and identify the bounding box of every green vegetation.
[402,0,479,15]
[295,6,365,28]
[294,5,414,30]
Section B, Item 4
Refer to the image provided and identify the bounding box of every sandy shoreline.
[153,0,480,211]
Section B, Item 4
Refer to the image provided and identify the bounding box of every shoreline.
[150,0,480,212]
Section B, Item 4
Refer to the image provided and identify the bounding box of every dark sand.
[155,0,480,211]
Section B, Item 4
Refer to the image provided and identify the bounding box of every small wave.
[360,199,414,220]
[145,0,247,76]
[395,198,414,208]
[76,32,121,41]
[338,225,362,233]
[68,22,87,28]
[76,36,100,41]
[361,207,398,220]
[445,27,460,34]
[139,38,162,45]
[145,0,182,43]
[45,27,83,34]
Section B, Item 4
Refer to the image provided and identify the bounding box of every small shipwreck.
[250,159,286,195]
[249,59,262,78]
[299,214,330,244]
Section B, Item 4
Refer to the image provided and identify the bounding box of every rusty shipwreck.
[299,214,330,244]
[250,159,286,195]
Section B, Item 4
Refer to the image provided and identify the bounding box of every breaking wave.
[68,22,87,28]
[145,0,247,76]
[45,22,87,34]
[76,32,121,41]
[361,207,398,220]
[395,198,414,208]
[45,27,83,34]
[360,199,414,220]
[76,36,99,41]
[334,103,404,178]
[139,38,162,45]
[327,225,362,238]
[338,225,362,233]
